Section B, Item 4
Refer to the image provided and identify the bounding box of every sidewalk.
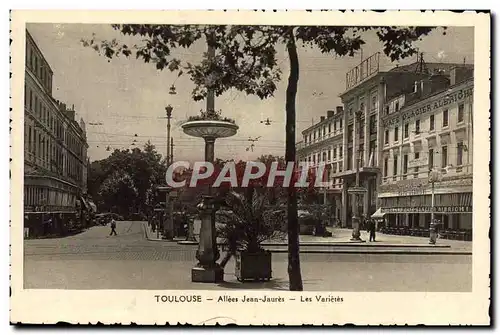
[143,222,471,254]
[142,221,195,244]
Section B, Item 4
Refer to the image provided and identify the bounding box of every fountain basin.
[182,120,238,139]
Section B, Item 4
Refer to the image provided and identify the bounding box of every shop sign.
[381,206,472,213]
[383,86,473,127]
[408,157,428,169]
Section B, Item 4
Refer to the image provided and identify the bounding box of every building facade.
[296,107,345,218]
[297,52,474,233]
[24,30,92,237]
[378,68,473,232]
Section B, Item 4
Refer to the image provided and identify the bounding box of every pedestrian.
[369,218,376,242]
[109,218,117,236]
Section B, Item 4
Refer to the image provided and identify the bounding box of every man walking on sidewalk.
[109,219,117,236]
[368,219,376,242]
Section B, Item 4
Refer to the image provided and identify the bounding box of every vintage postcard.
[9,10,490,325]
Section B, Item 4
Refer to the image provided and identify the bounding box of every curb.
[260,242,452,248]
[266,248,472,255]
[142,222,173,242]
[143,222,197,243]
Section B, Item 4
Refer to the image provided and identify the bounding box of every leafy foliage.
[186,109,236,124]
[88,141,167,215]
[217,187,286,254]
[82,25,440,102]
[98,170,138,214]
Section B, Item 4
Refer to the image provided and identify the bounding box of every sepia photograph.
[9,10,490,325]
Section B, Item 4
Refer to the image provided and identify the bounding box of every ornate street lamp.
[428,168,443,244]
[348,110,367,241]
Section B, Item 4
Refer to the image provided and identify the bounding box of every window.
[323,126,326,137]
[369,140,376,164]
[322,152,327,162]
[395,101,399,112]
[369,115,377,134]
[458,104,465,123]
[327,150,331,161]
[371,96,377,110]
[443,109,449,127]
[385,130,389,144]
[359,144,364,166]
[334,121,337,132]
[333,147,337,159]
[394,127,399,142]
[457,142,464,166]
[415,119,421,134]
[404,123,409,139]
[313,131,316,140]
[359,122,364,139]
[385,106,389,115]
[339,146,343,158]
[328,123,331,133]
[348,124,353,142]
[28,126,32,153]
[429,115,435,131]
[308,134,311,143]
[441,146,448,168]
[428,149,434,171]
[393,156,398,180]
[347,147,353,170]
[403,154,409,179]
[414,152,420,177]
[339,118,343,129]
[384,157,389,177]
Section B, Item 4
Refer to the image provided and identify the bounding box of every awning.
[79,197,90,210]
[371,208,385,219]
[88,201,97,213]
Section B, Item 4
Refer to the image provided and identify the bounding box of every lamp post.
[159,105,175,240]
[348,110,367,241]
[165,105,173,166]
[428,168,443,244]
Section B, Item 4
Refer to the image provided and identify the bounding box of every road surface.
[23,221,472,291]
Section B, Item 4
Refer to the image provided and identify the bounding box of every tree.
[84,24,440,291]
[88,142,167,214]
[98,170,138,215]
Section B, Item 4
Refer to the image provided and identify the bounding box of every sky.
[27,24,474,163]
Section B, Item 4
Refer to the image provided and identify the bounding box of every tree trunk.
[285,30,303,291]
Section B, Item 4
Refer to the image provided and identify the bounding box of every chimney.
[336,106,343,114]
[65,110,75,121]
[320,116,325,122]
[420,79,432,97]
[450,66,473,86]
[327,110,335,118]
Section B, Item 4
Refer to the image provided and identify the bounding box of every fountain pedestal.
[191,195,223,282]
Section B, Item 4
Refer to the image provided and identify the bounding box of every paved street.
[24,221,472,291]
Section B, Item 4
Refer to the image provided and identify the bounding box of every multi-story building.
[296,106,345,218]
[24,30,92,237]
[378,66,473,232]
[298,52,474,232]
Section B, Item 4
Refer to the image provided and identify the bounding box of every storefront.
[380,192,473,230]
